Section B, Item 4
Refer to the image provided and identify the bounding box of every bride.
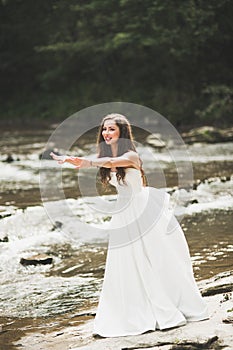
[50,113,208,337]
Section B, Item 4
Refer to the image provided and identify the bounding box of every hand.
[73,157,91,168]
[50,152,67,164]
[50,152,91,168]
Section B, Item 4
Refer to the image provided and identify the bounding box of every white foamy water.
[139,142,233,169]
[0,180,232,317]
[0,197,111,317]
[0,133,232,318]
[0,161,39,182]
[170,176,233,216]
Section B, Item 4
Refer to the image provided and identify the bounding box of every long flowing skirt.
[93,187,208,337]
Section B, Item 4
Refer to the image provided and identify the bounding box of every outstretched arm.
[50,152,91,167]
[50,151,140,169]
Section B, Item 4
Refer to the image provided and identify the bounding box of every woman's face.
[102,120,120,145]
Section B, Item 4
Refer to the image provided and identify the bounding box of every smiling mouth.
[105,137,112,142]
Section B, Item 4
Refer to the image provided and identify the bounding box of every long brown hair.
[96,113,146,186]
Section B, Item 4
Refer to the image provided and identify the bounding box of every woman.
[50,113,208,337]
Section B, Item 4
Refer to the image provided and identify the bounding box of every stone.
[182,126,233,144]
[220,176,231,182]
[68,270,233,350]
[51,221,63,231]
[222,315,233,324]
[2,154,14,163]
[121,336,219,349]
[0,236,8,242]
[0,212,12,219]
[39,149,61,160]
[14,270,233,350]
[199,270,233,297]
[146,134,166,149]
[20,254,53,266]
[192,180,201,190]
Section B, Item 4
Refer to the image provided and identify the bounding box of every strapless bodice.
[109,168,143,196]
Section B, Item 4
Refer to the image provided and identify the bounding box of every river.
[0,127,232,349]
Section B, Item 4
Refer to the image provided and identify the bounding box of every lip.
[105,137,112,142]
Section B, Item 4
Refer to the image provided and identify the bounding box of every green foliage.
[0,0,232,126]
[196,85,233,124]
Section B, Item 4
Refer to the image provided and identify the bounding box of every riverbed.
[0,127,232,349]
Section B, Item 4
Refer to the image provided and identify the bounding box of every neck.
[111,143,118,157]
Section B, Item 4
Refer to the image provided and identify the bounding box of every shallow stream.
[0,128,232,348]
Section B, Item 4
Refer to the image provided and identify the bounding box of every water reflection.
[183,210,233,279]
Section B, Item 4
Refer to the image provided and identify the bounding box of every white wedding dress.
[93,168,208,337]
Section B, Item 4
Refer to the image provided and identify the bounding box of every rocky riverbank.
[9,270,232,350]
[181,126,233,144]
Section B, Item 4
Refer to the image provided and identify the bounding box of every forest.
[0,0,233,127]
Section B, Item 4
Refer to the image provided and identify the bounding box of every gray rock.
[199,270,233,297]
[51,221,63,231]
[69,270,233,350]
[182,126,233,144]
[2,154,14,163]
[14,271,233,350]
[39,149,61,160]
[146,134,166,149]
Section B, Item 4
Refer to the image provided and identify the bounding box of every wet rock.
[68,271,233,350]
[220,176,231,182]
[14,271,233,350]
[192,175,231,190]
[39,149,61,160]
[206,177,218,184]
[146,134,166,149]
[192,180,201,190]
[199,271,233,297]
[55,332,64,337]
[0,236,9,242]
[51,221,63,231]
[121,336,219,349]
[20,254,53,266]
[220,293,232,303]
[2,154,14,163]
[182,126,233,144]
[0,211,12,219]
[222,315,233,324]
[72,311,96,318]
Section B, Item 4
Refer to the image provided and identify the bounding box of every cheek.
[114,129,120,138]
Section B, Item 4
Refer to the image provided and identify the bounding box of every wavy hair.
[96,113,146,186]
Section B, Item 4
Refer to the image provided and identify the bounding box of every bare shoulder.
[124,150,141,168]
[124,150,140,160]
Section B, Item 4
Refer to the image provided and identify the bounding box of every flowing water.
[0,128,232,348]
